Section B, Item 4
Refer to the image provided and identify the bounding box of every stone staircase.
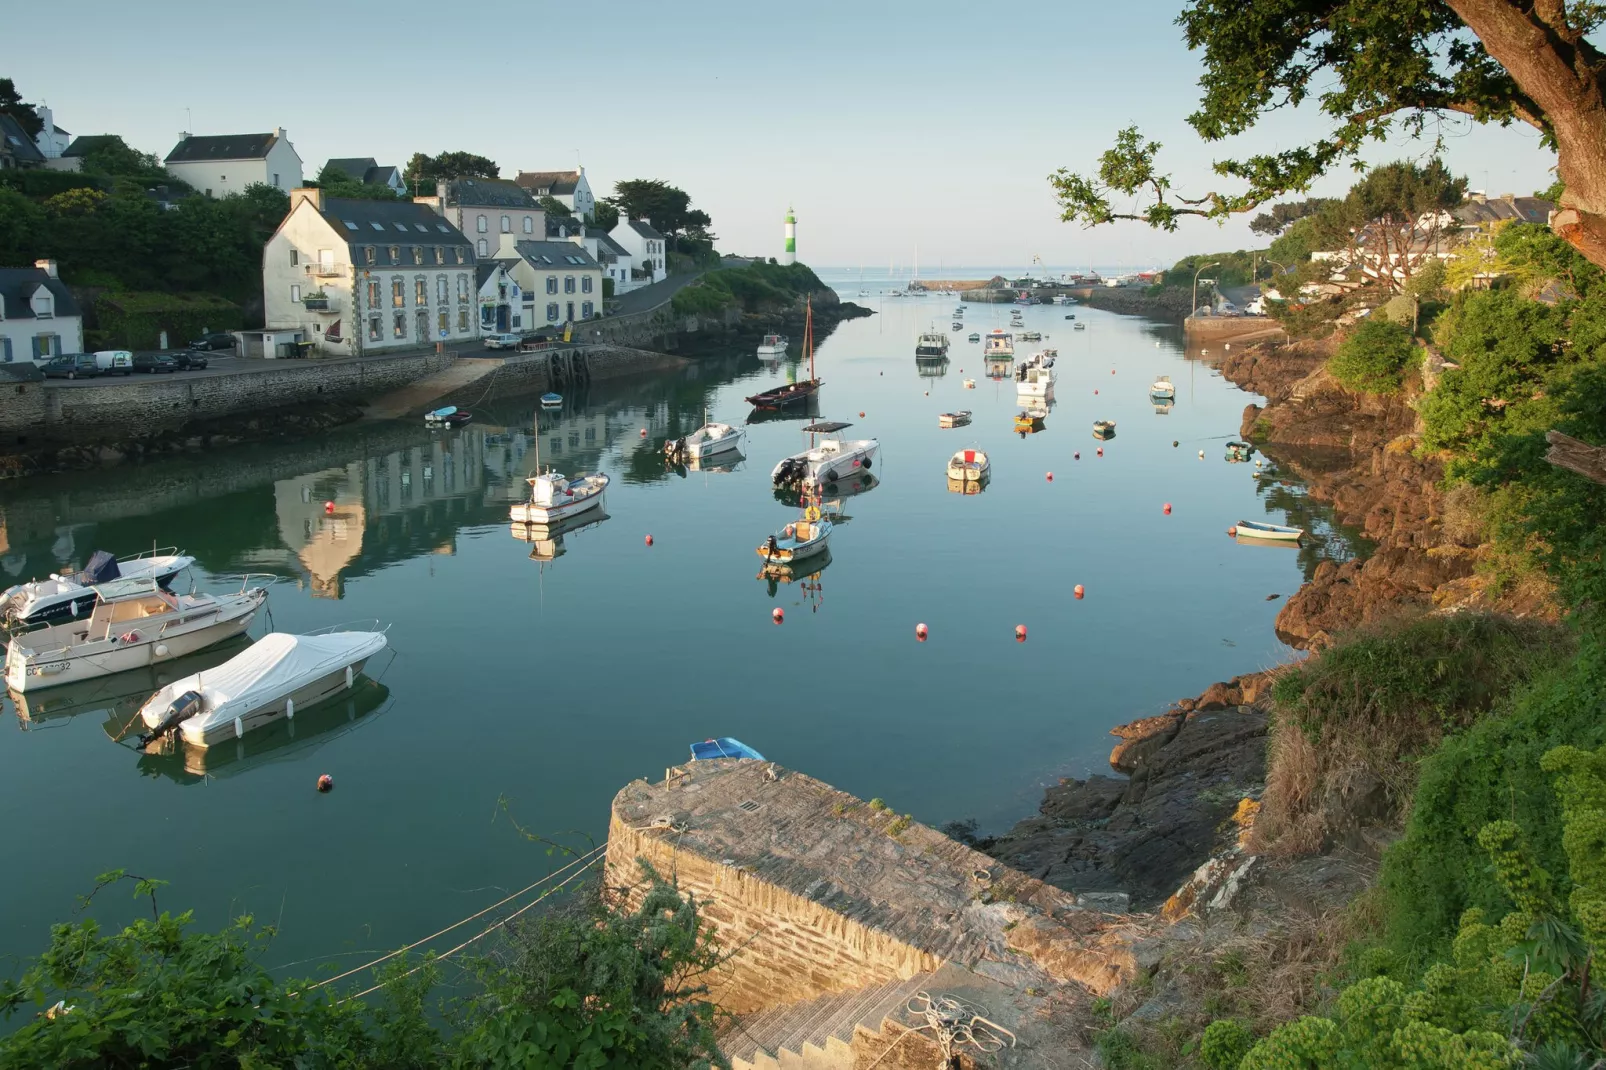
[722,973,934,1070]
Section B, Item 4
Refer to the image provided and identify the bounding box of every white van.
[94,350,133,375]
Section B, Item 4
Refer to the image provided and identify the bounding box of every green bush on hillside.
[1328,318,1418,394]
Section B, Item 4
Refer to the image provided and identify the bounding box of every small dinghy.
[540,392,563,408]
[137,628,389,748]
[1092,419,1116,440]
[6,578,267,694]
[1014,409,1047,434]
[1073,322,1087,330]
[1234,520,1305,543]
[963,378,976,389]
[511,470,610,525]
[1226,441,1255,462]
[663,421,742,463]
[756,334,788,357]
[690,737,765,761]
[757,507,832,566]
[967,333,980,343]
[1149,376,1176,400]
[947,447,990,482]
[938,410,972,428]
[424,405,471,426]
[2,549,196,628]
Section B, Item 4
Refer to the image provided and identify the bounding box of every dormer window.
[30,288,53,319]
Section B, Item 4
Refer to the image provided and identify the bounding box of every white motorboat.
[137,627,389,748]
[756,333,789,357]
[757,507,832,566]
[963,378,976,389]
[663,422,742,463]
[938,410,972,428]
[946,447,990,482]
[1015,351,1057,399]
[1150,375,1176,399]
[511,470,610,525]
[5,578,268,693]
[984,330,1014,359]
[771,436,879,490]
[2,548,196,627]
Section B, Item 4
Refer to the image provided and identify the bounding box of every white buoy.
[233,717,244,739]
[345,666,353,689]
[286,698,295,721]
[154,643,169,657]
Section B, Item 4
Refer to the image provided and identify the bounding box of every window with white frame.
[290,283,301,303]
[392,278,405,307]
[437,275,448,304]
[393,312,407,338]
[438,309,449,335]
[368,315,382,341]
[30,290,52,318]
[415,277,428,305]
[458,308,470,332]
[434,247,444,265]
[522,216,533,234]
[477,214,487,233]
[500,214,510,233]
[290,248,299,266]
[546,277,558,294]
[368,280,381,308]
[477,238,487,256]
[546,303,559,322]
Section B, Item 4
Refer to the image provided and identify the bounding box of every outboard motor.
[137,690,204,748]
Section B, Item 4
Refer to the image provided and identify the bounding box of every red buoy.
[1111,369,1116,375]
[316,774,334,793]
[1227,526,1239,537]
[645,534,654,546]
[1015,624,1028,642]
[916,622,928,641]
[772,608,784,624]
[859,411,865,417]
[1046,472,1054,482]
[1094,389,1099,395]
[324,501,335,515]
[640,428,647,437]
[1074,584,1085,599]
[1073,452,1080,460]
[1096,447,1104,457]
[1163,503,1172,515]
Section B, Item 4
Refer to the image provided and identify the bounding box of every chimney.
[274,126,287,141]
[1470,191,1487,205]
[34,259,58,279]
[1501,192,1515,203]
[289,187,323,213]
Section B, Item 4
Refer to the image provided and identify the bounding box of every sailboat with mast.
[745,299,823,411]
[510,407,610,525]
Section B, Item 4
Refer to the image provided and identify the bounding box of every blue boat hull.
[689,737,764,762]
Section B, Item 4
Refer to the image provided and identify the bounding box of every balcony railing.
[304,262,345,277]
[303,295,336,312]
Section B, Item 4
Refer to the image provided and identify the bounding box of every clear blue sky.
[9,0,1558,270]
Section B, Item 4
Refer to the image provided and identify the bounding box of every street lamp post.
[1192,261,1220,317]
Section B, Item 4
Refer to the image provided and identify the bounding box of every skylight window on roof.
[343,220,358,230]
[436,224,449,233]
[371,222,385,231]
[393,223,408,232]
[414,223,427,232]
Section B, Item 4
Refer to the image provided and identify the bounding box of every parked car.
[482,333,522,350]
[93,350,134,375]
[132,353,179,374]
[171,350,210,370]
[188,333,236,351]
[42,354,100,380]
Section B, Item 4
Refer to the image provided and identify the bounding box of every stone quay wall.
[605,815,940,1016]
[1183,316,1287,343]
[7,353,456,442]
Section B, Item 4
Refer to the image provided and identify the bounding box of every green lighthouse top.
[785,206,795,223]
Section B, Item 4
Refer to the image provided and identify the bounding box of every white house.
[0,261,83,363]
[513,169,596,220]
[322,157,407,196]
[499,240,604,330]
[610,216,667,285]
[165,128,304,197]
[476,261,525,335]
[262,189,478,356]
[545,217,635,295]
[421,178,545,261]
[33,106,70,162]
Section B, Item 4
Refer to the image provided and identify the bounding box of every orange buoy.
[859,411,865,417]
[1163,503,1172,515]
[1111,369,1116,375]
[1074,584,1085,599]
[1227,526,1239,536]
[1015,624,1028,642]
[324,501,335,515]
[316,774,334,793]
[772,608,784,624]
[916,622,928,641]
[1046,472,1054,482]
[644,534,654,546]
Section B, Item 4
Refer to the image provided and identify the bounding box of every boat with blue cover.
[540,392,562,408]
[690,738,765,761]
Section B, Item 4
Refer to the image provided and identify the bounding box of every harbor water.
[0,285,1356,980]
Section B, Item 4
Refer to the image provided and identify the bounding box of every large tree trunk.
[1448,0,1606,269]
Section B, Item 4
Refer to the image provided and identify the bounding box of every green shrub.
[93,291,243,349]
[1329,317,1418,394]
[1201,1018,1255,1069]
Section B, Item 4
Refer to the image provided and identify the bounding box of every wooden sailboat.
[746,300,822,411]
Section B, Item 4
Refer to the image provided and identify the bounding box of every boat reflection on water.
[10,637,253,731]
[509,511,611,562]
[1153,397,1175,415]
[772,471,878,508]
[666,451,745,478]
[744,395,820,425]
[985,359,1012,381]
[947,474,990,495]
[757,547,832,607]
[132,677,391,785]
[915,356,950,379]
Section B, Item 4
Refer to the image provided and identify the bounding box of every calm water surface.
[0,286,1355,977]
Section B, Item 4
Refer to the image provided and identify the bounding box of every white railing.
[304,262,345,277]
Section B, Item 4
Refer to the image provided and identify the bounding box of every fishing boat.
[916,332,950,357]
[938,410,972,428]
[756,501,832,566]
[1092,419,1116,439]
[1234,520,1305,543]
[511,470,610,524]
[1150,376,1176,400]
[967,332,980,343]
[424,405,471,427]
[963,378,976,389]
[1018,330,1043,342]
[946,447,990,482]
[747,302,822,410]
[1015,352,1056,399]
[985,330,1014,359]
[663,420,742,463]
[756,333,788,357]
[540,392,562,408]
[2,549,196,628]
[137,627,389,749]
[951,321,964,330]
[691,737,765,761]
[6,578,268,694]
[771,431,879,490]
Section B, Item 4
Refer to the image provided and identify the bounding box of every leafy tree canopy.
[1249,197,1339,236]
[405,151,499,190]
[0,76,42,139]
[1048,2,1606,271]
[604,179,713,239]
[314,162,399,201]
[536,194,571,218]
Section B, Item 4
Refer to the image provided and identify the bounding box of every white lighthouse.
[782,206,796,266]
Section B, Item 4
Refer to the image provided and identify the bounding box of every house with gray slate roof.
[0,114,45,171]
[419,178,546,260]
[501,240,604,329]
[322,157,407,196]
[165,128,303,197]
[610,216,668,286]
[513,168,595,220]
[0,260,83,363]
